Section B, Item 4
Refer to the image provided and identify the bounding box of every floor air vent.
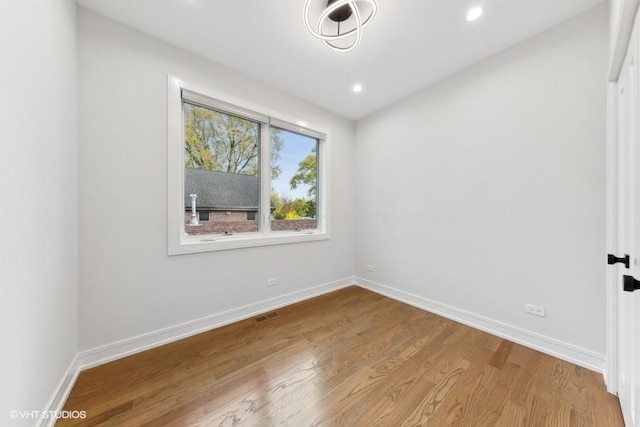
[254,311,279,323]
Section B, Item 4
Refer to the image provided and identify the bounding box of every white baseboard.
[38,355,80,427]
[78,277,355,370]
[356,277,605,373]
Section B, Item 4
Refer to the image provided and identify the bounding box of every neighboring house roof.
[185,167,258,211]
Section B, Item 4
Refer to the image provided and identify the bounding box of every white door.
[630,18,640,423]
[613,12,640,426]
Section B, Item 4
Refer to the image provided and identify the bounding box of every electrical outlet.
[525,304,546,317]
[366,265,375,272]
[267,278,277,287]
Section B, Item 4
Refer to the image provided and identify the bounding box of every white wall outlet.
[267,278,277,287]
[525,304,546,317]
[366,265,375,272]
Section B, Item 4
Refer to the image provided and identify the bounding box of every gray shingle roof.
[185,167,258,210]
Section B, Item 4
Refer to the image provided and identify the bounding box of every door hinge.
[608,254,630,269]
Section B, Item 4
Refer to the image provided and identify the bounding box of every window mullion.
[260,123,272,234]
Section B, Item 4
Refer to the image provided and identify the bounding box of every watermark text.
[8,410,86,420]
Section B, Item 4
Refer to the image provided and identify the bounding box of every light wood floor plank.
[58,286,623,426]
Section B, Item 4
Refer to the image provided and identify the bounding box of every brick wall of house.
[184,211,252,224]
[184,217,317,236]
[186,221,258,235]
[271,219,316,231]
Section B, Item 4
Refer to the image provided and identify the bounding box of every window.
[168,76,329,254]
[183,101,260,236]
[270,127,318,232]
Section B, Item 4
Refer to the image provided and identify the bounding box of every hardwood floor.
[58,286,623,426]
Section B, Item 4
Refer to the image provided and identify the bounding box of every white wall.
[77,9,355,353]
[0,0,79,425]
[355,6,608,361]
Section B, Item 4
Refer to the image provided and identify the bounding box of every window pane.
[270,128,318,231]
[183,102,260,235]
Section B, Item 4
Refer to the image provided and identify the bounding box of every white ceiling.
[75,0,605,120]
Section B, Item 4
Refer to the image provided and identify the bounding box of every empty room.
[3,0,640,426]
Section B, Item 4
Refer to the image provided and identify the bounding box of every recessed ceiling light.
[353,83,363,93]
[466,6,483,22]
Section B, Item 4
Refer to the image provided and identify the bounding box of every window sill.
[168,230,330,255]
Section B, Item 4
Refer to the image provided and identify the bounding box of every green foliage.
[270,193,312,220]
[305,199,316,218]
[271,193,285,219]
[270,128,283,180]
[289,152,317,198]
[184,102,282,178]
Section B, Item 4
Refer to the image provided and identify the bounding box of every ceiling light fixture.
[304,0,378,52]
[353,83,363,93]
[466,6,483,22]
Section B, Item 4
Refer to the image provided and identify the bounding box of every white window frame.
[168,75,330,255]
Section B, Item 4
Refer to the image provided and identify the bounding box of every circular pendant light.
[304,0,378,52]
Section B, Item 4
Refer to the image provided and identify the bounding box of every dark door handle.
[623,275,640,292]
[608,254,630,269]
